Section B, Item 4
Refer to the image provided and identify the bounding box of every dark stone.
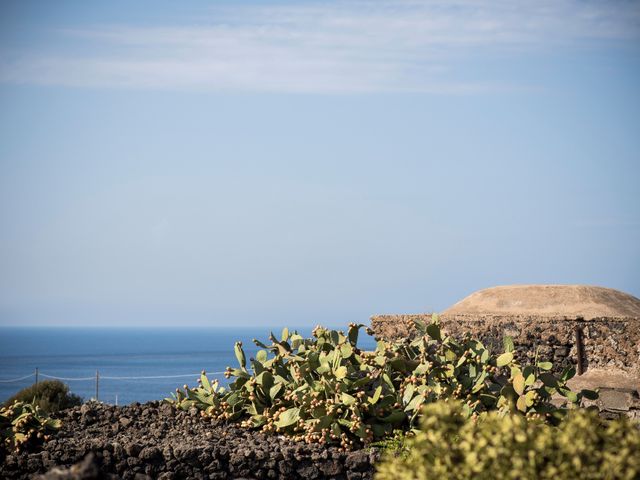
[297,461,321,478]
[27,455,44,472]
[125,443,142,457]
[159,403,174,417]
[119,417,133,428]
[173,445,199,462]
[80,404,93,416]
[162,446,173,461]
[320,460,343,476]
[138,447,162,463]
[34,453,118,480]
[345,450,369,472]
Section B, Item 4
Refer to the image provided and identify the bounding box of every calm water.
[0,327,376,405]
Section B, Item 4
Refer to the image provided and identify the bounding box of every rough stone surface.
[0,402,379,480]
[567,369,640,419]
[370,314,640,375]
[35,453,118,479]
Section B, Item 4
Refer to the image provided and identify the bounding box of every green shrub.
[0,400,61,453]
[3,380,82,414]
[375,401,640,480]
[169,318,595,449]
[369,429,412,458]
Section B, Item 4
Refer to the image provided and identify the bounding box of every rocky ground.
[0,402,380,480]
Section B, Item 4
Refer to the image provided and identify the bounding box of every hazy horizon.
[1,1,639,327]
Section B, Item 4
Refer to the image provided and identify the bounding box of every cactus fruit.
[0,400,61,453]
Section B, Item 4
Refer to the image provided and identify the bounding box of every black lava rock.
[0,402,379,480]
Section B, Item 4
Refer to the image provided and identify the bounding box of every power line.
[101,373,225,380]
[1,371,226,383]
[1,369,229,404]
[39,373,96,381]
[0,373,35,383]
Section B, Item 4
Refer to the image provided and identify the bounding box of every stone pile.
[0,402,379,480]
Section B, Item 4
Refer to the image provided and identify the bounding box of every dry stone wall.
[370,313,640,418]
[370,313,640,375]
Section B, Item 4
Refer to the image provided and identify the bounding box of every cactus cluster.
[0,400,61,453]
[170,317,597,449]
[168,371,227,417]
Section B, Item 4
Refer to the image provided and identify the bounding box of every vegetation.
[169,317,596,449]
[0,400,61,453]
[369,429,412,458]
[2,380,82,414]
[375,400,640,480]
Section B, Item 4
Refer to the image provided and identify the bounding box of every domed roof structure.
[442,285,640,319]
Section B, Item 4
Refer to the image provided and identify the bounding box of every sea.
[0,327,376,405]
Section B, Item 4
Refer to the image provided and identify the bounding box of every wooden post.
[35,367,39,387]
[95,370,100,402]
[575,325,585,375]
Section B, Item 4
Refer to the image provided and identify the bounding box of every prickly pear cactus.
[0,400,61,453]
[171,317,597,449]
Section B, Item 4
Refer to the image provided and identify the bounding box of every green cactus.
[0,400,61,453]
[169,317,597,449]
[166,370,227,417]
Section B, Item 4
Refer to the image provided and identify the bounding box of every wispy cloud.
[1,0,638,93]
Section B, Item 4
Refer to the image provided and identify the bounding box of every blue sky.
[0,0,639,327]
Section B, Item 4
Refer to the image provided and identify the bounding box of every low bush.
[0,400,61,453]
[375,400,640,480]
[3,380,82,414]
[169,318,596,449]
